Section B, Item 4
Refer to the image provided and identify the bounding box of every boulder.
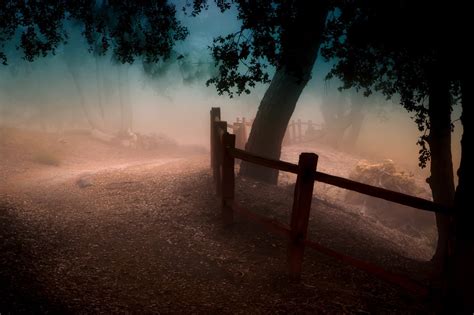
[345,159,434,233]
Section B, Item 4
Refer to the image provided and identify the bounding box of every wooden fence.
[223,113,320,149]
[210,107,450,296]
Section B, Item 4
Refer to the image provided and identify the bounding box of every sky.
[0,1,462,177]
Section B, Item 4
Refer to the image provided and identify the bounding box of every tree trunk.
[444,75,474,312]
[95,56,105,121]
[66,62,99,130]
[343,93,366,150]
[240,68,311,183]
[426,72,455,269]
[118,65,132,133]
[239,2,329,184]
[344,108,364,150]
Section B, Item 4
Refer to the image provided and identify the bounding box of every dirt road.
[1,129,437,313]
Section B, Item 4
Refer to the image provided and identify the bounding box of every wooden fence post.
[297,119,302,143]
[242,117,247,146]
[291,120,296,144]
[233,122,242,149]
[215,121,227,196]
[221,132,236,225]
[307,120,313,141]
[283,126,290,146]
[288,152,318,280]
[210,107,221,174]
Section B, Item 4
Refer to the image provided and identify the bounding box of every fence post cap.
[299,152,318,159]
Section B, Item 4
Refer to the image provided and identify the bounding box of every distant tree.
[319,88,365,150]
[321,0,472,311]
[1,1,188,134]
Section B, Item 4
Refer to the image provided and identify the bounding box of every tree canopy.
[190,0,331,97]
[321,0,465,167]
[0,1,187,66]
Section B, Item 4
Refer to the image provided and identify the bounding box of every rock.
[76,176,93,188]
[345,159,434,232]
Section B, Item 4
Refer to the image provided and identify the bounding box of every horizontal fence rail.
[209,107,450,298]
[303,238,429,296]
[231,202,291,238]
[314,171,449,214]
[228,147,299,174]
[228,115,323,147]
[227,148,449,214]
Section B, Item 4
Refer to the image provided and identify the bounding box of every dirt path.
[0,151,438,314]
[1,128,439,313]
[7,157,183,189]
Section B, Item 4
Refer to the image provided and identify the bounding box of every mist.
[1,40,461,171]
[0,1,462,175]
[1,1,469,313]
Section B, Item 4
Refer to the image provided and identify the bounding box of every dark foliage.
[191,0,330,97]
[321,0,468,167]
[0,0,188,66]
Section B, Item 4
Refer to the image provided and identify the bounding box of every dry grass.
[32,150,61,166]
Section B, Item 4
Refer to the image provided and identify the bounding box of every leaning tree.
[191,0,330,183]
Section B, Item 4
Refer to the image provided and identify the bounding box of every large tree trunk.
[240,68,312,183]
[426,72,455,269]
[444,75,474,312]
[240,2,329,184]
